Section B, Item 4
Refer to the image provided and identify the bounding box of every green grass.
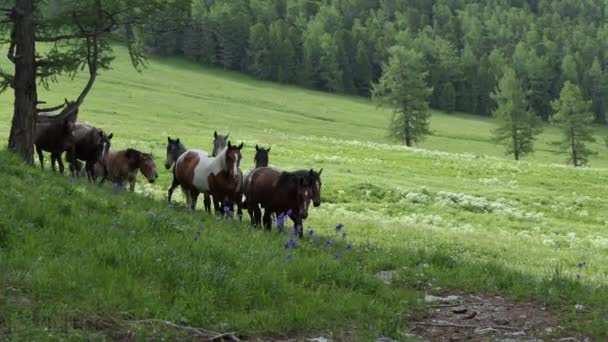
[1,47,608,339]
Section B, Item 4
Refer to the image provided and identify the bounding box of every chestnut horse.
[95,149,158,191]
[173,141,243,211]
[244,167,323,237]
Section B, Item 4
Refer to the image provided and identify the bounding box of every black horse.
[66,124,113,182]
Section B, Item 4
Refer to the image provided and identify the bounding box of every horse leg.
[190,190,199,211]
[203,193,211,213]
[262,209,273,230]
[128,175,136,192]
[253,205,262,227]
[54,152,65,175]
[36,146,44,171]
[290,214,304,238]
[167,173,179,203]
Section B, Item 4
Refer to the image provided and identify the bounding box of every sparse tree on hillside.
[0,0,168,163]
[372,46,432,147]
[491,68,543,160]
[552,81,596,167]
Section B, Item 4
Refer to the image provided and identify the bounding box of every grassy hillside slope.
[1,49,608,339]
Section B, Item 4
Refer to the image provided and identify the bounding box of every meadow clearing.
[1,48,608,340]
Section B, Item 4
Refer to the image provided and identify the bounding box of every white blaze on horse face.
[101,142,107,161]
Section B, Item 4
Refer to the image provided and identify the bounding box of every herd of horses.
[33,105,323,238]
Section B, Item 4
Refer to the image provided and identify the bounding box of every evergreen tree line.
[141,0,608,123]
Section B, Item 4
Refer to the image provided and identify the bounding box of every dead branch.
[128,319,240,341]
[37,101,67,113]
[7,26,16,63]
[414,322,522,331]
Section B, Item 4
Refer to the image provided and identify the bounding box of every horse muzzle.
[313,200,321,207]
[301,210,309,219]
[164,162,172,170]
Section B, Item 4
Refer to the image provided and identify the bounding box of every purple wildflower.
[111,222,118,228]
[198,224,205,232]
[576,274,581,279]
[284,242,290,249]
[69,178,74,184]
[335,224,344,232]
[286,254,292,261]
[342,232,347,239]
[288,238,298,248]
[286,209,293,216]
[308,228,315,236]
[326,239,332,247]
[577,262,586,269]
[335,254,341,259]
[223,206,230,213]
[346,243,352,250]
[194,234,199,241]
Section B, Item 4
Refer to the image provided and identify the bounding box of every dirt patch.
[409,292,586,342]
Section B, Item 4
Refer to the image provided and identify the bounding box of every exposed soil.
[408,292,588,342]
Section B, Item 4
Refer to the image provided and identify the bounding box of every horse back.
[245,167,282,205]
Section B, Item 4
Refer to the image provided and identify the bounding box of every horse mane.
[277,170,305,188]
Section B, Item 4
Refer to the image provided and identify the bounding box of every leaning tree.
[0,0,169,163]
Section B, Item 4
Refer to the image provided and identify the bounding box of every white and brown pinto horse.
[172,142,243,211]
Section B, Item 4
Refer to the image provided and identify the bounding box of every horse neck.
[209,147,228,174]
[176,144,187,158]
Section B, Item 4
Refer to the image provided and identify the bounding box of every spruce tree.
[552,81,596,167]
[372,46,432,147]
[491,68,542,160]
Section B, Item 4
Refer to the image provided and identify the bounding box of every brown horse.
[96,148,159,191]
[203,131,230,214]
[172,141,243,211]
[34,119,75,174]
[66,124,113,182]
[244,167,323,237]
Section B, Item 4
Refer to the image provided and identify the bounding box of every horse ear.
[108,133,113,140]
[176,138,180,144]
[214,130,218,138]
[318,168,323,175]
[64,98,69,105]
[256,144,259,151]
[267,146,271,152]
[309,169,314,176]
[168,137,172,143]
[226,133,230,139]
[238,142,243,150]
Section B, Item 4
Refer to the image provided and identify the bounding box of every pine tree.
[552,81,596,167]
[491,68,542,160]
[372,46,432,147]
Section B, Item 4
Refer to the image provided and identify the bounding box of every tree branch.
[7,26,17,63]
[128,319,241,341]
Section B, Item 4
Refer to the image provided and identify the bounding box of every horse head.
[213,130,230,157]
[165,136,184,170]
[254,144,271,168]
[226,141,243,179]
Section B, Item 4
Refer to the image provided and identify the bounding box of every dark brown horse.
[95,148,158,191]
[242,145,272,223]
[254,145,271,168]
[166,137,188,203]
[34,119,75,174]
[244,167,323,237]
[172,141,243,211]
[204,131,230,214]
[66,124,113,181]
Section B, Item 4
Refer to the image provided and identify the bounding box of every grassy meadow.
[1,47,608,339]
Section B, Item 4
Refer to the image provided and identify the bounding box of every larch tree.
[551,81,596,167]
[372,46,432,147]
[491,67,542,160]
[0,0,170,163]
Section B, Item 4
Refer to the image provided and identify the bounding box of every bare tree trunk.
[8,0,37,164]
[570,127,578,167]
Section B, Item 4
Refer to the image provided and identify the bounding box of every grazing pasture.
[1,48,608,339]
